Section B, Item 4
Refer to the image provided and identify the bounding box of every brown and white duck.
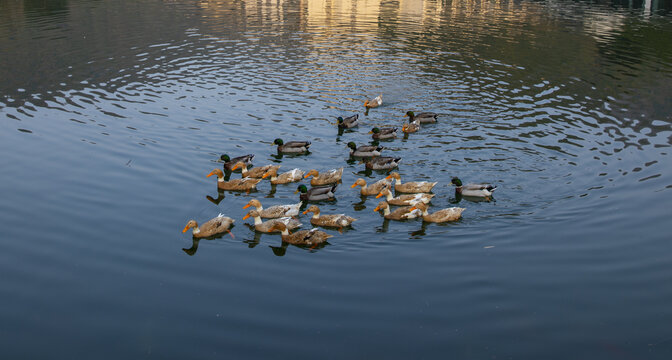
[409,202,465,223]
[373,201,422,220]
[385,172,437,193]
[302,205,356,231]
[242,210,302,233]
[207,168,262,191]
[182,214,235,238]
[243,199,302,218]
[231,162,280,179]
[375,186,434,205]
[304,168,343,186]
[261,167,305,184]
[350,177,391,196]
[269,222,333,246]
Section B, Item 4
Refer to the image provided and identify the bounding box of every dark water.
[1,0,672,358]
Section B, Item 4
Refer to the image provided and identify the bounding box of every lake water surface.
[1,0,672,358]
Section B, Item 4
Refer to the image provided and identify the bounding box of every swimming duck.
[369,127,397,140]
[261,167,305,184]
[182,214,235,238]
[242,210,302,233]
[302,205,356,230]
[220,154,254,171]
[350,177,391,196]
[386,172,437,193]
[243,199,302,218]
[451,177,497,198]
[364,94,382,109]
[207,168,262,191]
[337,114,359,129]
[375,186,434,205]
[401,119,420,134]
[373,201,422,220]
[231,162,280,179]
[304,168,343,186]
[273,138,311,153]
[295,184,337,202]
[365,156,401,170]
[405,111,438,124]
[269,222,333,246]
[347,142,383,157]
[408,202,465,223]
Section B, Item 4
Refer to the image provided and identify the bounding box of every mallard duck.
[231,162,280,179]
[207,168,262,191]
[401,119,420,134]
[386,172,437,193]
[261,167,305,184]
[368,127,397,140]
[182,214,235,238]
[337,114,359,129]
[408,202,465,223]
[373,201,422,220]
[405,111,438,124]
[304,168,343,186]
[365,156,401,170]
[302,205,356,230]
[350,177,391,196]
[243,199,302,218]
[364,94,382,109]
[347,142,383,157]
[375,186,434,205]
[269,222,333,246]
[295,184,337,202]
[451,177,497,198]
[273,138,311,153]
[220,154,254,171]
[243,210,302,233]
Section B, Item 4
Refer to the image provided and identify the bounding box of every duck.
[302,205,356,230]
[386,172,437,193]
[261,167,305,184]
[182,214,235,238]
[304,168,343,186]
[231,161,280,179]
[243,199,302,218]
[373,201,422,220]
[220,154,254,171]
[451,177,497,198]
[207,168,262,191]
[337,114,359,129]
[269,222,333,246]
[364,156,401,170]
[242,210,302,233]
[401,119,420,134]
[405,111,438,124]
[369,127,397,140]
[375,186,434,205]
[273,138,311,153]
[364,94,382,109]
[295,184,337,202]
[350,177,391,196]
[347,142,383,157]
[408,202,465,223]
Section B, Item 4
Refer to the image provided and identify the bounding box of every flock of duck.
[182,94,497,247]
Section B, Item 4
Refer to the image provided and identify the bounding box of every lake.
[1,0,671,358]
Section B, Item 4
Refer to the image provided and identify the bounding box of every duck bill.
[261,172,270,179]
[367,130,373,134]
[302,210,309,215]
[206,170,216,177]
[243,203,251,209]
[350,183,358,188]
[375,193,383,198]
[182,225,190,233]
[294,189,299,194]
[373,206,380,212]
[408,206,417,212]
[242,214,250,220]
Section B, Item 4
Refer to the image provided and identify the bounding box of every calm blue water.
[1,0,671,358]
